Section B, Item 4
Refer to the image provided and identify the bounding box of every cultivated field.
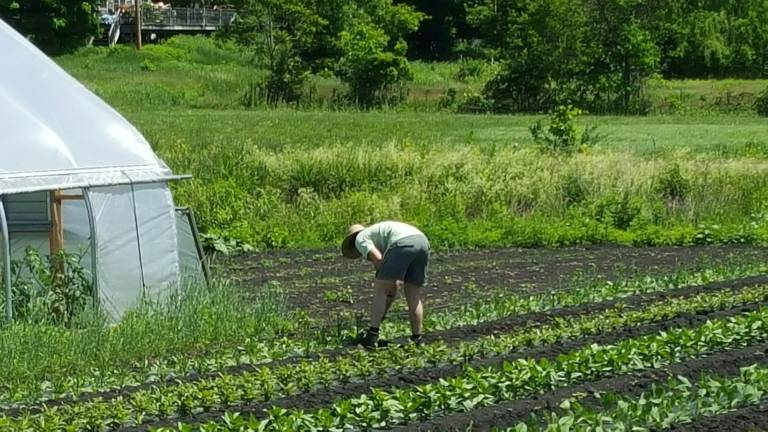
[3,246,768,430]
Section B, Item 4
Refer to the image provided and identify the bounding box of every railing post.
[134,0,142,50]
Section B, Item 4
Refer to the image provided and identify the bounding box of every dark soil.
[671,404,768,432]
[24,274,768,415]
[403,344,768,431]
[122,299,763,431]
[218,245,768,321]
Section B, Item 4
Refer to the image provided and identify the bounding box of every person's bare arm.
[367,247,383,269]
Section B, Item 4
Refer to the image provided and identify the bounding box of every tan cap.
[341,224,365,258]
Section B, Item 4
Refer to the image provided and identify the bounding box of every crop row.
[24,261,768,409]
[6,262,760,407]
[7,284,768,431]
[505,363,768,431]
[380,261,768,339]
[154,307,768,431]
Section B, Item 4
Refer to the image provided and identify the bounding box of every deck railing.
[133,7,237,28]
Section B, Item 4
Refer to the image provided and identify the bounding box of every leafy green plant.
[511,365,768,431]
[323,287,354,304]
[5,248,93,326]
[529,105,599,155]
[437,87,458,110]
[1,259,762,407]
[655,162,691,205]
[200,233,255,255]
[453,59,494,83]
[457,89,492,113]
[337,23,414,108]
[588,191,646,230]
[140,59,158,72]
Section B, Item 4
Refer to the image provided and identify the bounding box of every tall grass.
[0,279,291,401]
[156,133,768,249]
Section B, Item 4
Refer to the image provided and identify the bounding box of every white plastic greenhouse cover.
[0,18,174,194]
[0,18,202,319]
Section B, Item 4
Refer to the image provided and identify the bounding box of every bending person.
[341,221,430,348]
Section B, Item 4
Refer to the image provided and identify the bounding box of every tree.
[336,0,424,107]
[227,0,423,107]
[474,0,659,114]
[474,0,591,112]
[0,0,100,55]
[583,0,660,113]
[228,0,324,104]
[729,0,768,77]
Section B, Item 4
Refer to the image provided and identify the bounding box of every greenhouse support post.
[83,189,100,306]
[0,199,11,322]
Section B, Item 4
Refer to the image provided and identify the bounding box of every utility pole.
[134,0,142,50]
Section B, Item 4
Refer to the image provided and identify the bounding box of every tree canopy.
[0,0,100,55]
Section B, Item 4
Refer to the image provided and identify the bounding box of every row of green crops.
[380,258,768,339]
[155,308,768,431]
[506,364,768,431]
[5,259,764,406]
[9,282,768,430]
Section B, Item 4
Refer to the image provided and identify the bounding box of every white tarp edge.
[89,183,180,319]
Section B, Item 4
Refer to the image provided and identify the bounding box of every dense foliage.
[0,0,100,55]
[223,0,424,107]
[399,0,768,79]
[4,0,767,110]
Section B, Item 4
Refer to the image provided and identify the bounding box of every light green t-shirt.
[355,221,425,258]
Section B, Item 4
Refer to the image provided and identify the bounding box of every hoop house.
[0,19,206,320]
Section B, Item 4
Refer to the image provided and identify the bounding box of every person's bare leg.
[371,279,397,328]
[404,283,424,336]
[381,281,400,322]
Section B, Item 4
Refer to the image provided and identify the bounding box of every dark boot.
[356,327,387,348]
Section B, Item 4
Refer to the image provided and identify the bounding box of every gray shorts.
[376,235,430,285]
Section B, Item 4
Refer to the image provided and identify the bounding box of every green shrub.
[530,105,600,155]
[560,172,588,207]
[337,23,414,108]
[589,192,645,230]
[654,163,691,204]
[6,248,93,326]
[457,90,492,113]
[453,59,493,83]
[438,87,458,111]
[140,59,157,72]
